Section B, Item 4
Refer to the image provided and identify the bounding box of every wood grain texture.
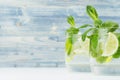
[0,0,119,67]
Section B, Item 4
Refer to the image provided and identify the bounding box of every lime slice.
[73,37,90,55]
[102,32,119,56]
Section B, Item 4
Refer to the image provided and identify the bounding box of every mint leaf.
[82,28,94,41]
[65,16,79,56]
[94,19,102,28]
[78,24,92,29]
[86,5,98,21]
[65,37,73,56]
[66,27,79,35]
[89,29,99,58]
[102,21,119,32]
[113,33,120,58]
[113,47,120,58]
[65,27,79,56]
[67,16,75,27]
[96,56,112,63]
[65,34,78,56]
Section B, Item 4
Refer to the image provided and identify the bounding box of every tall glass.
[65,33,90,72]
[90,28,120,75]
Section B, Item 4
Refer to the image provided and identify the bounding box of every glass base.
[91,65,120,75]
[66,64,91,72]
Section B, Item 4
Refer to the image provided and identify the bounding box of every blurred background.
[0,0,119,67]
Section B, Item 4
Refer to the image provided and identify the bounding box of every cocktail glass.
[65,33,90,72]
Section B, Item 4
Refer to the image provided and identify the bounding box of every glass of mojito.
[85,5,120,75]
[65,16,90,72]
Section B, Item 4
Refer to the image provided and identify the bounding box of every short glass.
[90,28,120,75]
[65,33,90,72]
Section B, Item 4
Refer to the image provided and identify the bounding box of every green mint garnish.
[67,15,75,27]
[78,24,92,29]
[86,5,119,31]
[81,28,94,41]
[89,29,99,58]
[65,16,78,56]
[66,27,79,35]
[65,37,73,56]
[102,21,119,32]
[86,5,99,21]
[85,5,120,63]
[96,56,112,63]
[113,47,120,58]
[65,16,91,56]
[113,33,120,58]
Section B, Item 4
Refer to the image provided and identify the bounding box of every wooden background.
[0,0,119,67]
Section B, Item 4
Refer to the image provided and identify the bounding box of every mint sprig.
[89,29,99,58]
[67,15,75,27]
[86,5,119,32]
[65,16,91,56]
[86,5,98,21]
[102,21,119,32]
[85,5,120,63]
[65,16,78,56]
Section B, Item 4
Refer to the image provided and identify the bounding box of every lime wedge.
[102,32,119,56]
